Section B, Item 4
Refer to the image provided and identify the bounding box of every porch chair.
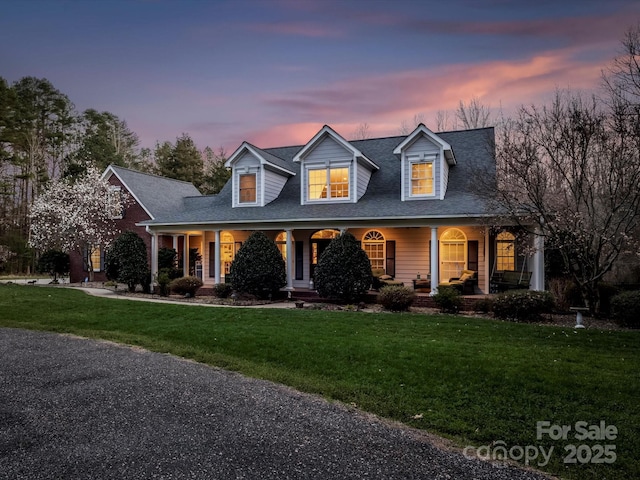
[371,268,403,289]
[439,270,477,295]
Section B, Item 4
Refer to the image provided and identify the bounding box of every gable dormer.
[393,124,456,201]
[293,125,378,205]
[225,142,295,207]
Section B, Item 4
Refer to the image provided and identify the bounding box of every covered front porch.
[146,223,545,295]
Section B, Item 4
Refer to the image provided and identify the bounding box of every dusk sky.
[2,0,640,153]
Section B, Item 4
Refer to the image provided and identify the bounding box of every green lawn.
[1,283,638,480]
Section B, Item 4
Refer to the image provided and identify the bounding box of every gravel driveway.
[0,328,550,479]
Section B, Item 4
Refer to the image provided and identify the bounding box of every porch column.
[430,227,439,295]
[285,229,294,292]
[172,235,178,251]
[183,235,189,277]
[484,229,491,294]
[214,230,221,284]
[531,229,545,291]
[147,227,158,291]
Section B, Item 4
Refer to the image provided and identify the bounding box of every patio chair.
[439,270,477,294]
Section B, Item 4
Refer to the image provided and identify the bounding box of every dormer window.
[308,167,349,201]
[410,159,434,196]
[239,173,257,203]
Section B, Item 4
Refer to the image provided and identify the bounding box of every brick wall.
[69,175,152,283]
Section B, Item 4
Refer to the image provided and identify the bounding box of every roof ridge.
[108,164,199,186]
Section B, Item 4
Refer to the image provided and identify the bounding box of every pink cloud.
[258,44,611,144]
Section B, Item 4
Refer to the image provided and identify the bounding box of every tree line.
[0,77,230,273]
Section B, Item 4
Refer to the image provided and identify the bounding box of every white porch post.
[531,229,545,291]
[430,227,439,295]
[484,229,491,294]
[183,234,190,277]
[147,227,158,291]
[285,229,294,293]
[172,235,178,252]
[214,230,221,284]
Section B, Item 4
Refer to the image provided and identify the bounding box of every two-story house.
[76,124,545,295]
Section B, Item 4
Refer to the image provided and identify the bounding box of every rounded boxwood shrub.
[212,282,233,299]
[314,232,372,303]
[492,290,554,322]
[169,276,203,297]
[36,249,70,283]
[378,285,415,312]
[433,286,462,313]
[611,290,640,328]
[230,231,286,299]
[105,231,149,292]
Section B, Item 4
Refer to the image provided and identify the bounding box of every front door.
[310,239,332,281]
[309,229,341,283]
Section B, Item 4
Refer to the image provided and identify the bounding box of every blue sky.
[2,0,639,153]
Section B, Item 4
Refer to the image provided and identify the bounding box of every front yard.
[0,283,638,480]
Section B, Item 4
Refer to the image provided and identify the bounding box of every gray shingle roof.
[140,127,498,227]
[106,165,202,220]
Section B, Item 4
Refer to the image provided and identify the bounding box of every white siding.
[351,226,487,293]
[305,137,352,165]
[356,160,373,199]
[263,169,288,205]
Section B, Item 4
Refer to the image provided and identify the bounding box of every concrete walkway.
[0,328,551,479]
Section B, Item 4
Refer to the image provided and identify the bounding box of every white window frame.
[409,157,435,198]
[238,173,257,204]
[306,166,350,202]
[362,230,385,270]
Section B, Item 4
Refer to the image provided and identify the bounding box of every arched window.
[275,231,294,260]
[362,230,385,270]
[440,228,467,282]
[496,231,516,271]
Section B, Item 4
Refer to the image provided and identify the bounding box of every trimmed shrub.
[314,232,372,303]
[170,276,203,297]
[230,231,286,299]
[492,290,554,322]
[378,285,415,312]
[155,269,171,296]
[158,247,182,279]
[212,282,233,298]
[611,290,640,328]
[433,286,462,313]
[473,297,494,314]
[36,249,70,283]
[105,231,149,292]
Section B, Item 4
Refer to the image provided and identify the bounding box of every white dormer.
[293,125,378,205]
[225,142,295,208]
[393,124,456,201]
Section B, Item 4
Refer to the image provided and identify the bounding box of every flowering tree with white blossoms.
[29,167,128,280]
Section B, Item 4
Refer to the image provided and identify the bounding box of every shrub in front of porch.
[105,231,149,292]
[378,285,415,312]
[432,286,462,313]
[492,290,554,322]
[169,276,203,297]
[212,283,233,298]
[314,232,372,303]
[230,231,286,299]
